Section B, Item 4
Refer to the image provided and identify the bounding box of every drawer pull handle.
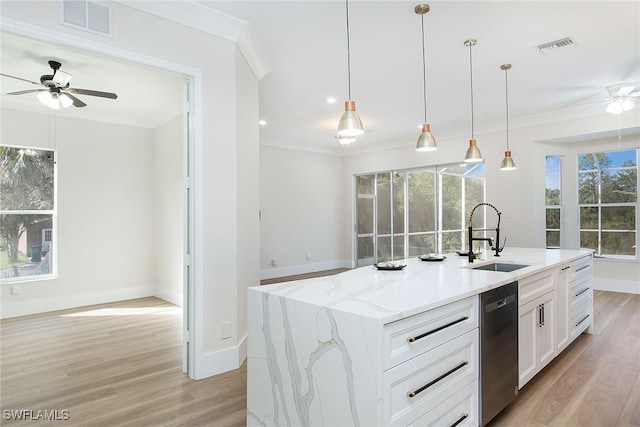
[538,304,545,327]
[575,287,590,297]
[451,413,469,427]
[561,266,570,271]
[575,265,590,273]
[407,316,469,343]
[575,314,590,327]
[407,360,469,398]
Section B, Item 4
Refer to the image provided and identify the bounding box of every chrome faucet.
[468,202,505,262]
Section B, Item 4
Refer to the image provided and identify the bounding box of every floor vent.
[537,37,576,53]
[60,0,112,37]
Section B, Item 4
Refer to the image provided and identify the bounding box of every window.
[545,156,562,248]
[355,163,485,265]
[578,149,638,258]
[0,146,56,282]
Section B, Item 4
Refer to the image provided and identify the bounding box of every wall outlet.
[271,257,277,266]
[306,254,312,261]
[221,322,232,339]
[10,286,21,295]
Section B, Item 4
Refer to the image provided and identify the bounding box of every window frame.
[0,145,57,284]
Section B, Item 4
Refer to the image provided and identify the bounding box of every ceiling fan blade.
[6,89,47,95]
[67,88,117,99]
[0,73,41,85]
[62,92,87,108]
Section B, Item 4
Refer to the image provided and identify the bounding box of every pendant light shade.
[337,0,364,139]
[463,39,483,163]
[415,4,436,152]
[500,64,517,171]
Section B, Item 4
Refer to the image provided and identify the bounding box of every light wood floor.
[1,289,638,426]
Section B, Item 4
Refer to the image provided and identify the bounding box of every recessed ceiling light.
[326,97,336,104]
[259,120,267,125]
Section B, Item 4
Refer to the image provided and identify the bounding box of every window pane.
[357,198,374,234]
[601,206,635,230]
[377,236,392,261]
[601,169,637,203]
[408,170,435,233]
[393,235,405,260]
[393,172,405,234]
[356,174,374,195]
[0,147,55,210]
[408,234,435,256]
[377,173,391,235]
[580,231,598,251]
[580,207,599,229]
[442,174,462,230]
[0,213,53,279]
[578,171,599,204]
[601,231,636,256]
[578,153,597,171]
[545,156,561,174]
[546,231,560,248]
[604,149,637,168]
[442,231,463,253]
[546,208,560,229]
[357,236,374,261]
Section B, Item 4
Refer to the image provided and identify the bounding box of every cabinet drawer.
[383,296,478,370]
[408,380,478,427]
[571,297,591,339]
[383,329,478,426]
[519,270,554,307]
[570,275,591,307]
[570,257,591,282]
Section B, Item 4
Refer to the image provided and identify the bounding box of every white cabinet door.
[518,291,556,388]
[555,265,570,353]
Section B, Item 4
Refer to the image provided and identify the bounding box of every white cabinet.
[518,270,555,388]
[555,264,571,353]
[382,296,479,426]
[518,289,555,388]
[569,256,592,340]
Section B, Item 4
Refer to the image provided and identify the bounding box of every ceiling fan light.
[37,91,52,105]
[337,100,364,137]
[336,135,355,145]
[52,70,72,87]
[500,150,517,170]
[48,93,61,110]
[464,139,483,163]
[59,93,73,108]
[416,124,437,151]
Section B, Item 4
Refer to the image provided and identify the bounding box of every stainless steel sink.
[471,262,529,272]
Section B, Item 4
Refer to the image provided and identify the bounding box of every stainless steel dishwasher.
[480,281,519,426]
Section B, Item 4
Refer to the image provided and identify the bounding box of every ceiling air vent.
[60,0,112,37]
[537,37,576,54]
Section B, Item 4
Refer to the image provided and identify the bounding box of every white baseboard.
[192,334,247,380]
[260,260,349,280]
[154,286,183,307]
[0,285,155,319]
[592,277,640,294]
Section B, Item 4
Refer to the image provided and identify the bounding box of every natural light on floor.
[62,306,182,317]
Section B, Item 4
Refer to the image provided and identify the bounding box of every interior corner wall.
[0,108,156,318]
[259,145,346,280]
[152,115,184,306]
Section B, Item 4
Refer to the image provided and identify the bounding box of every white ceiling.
[1,1,639,156]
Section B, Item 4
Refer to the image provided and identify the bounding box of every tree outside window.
[545,156,562,248]
[0,146,56,281]
[578,149,637,258]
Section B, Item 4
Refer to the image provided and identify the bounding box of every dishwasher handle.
[485,294,516,313]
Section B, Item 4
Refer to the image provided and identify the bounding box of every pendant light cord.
[345,0,352,100]
[505,68,510,150]
[421,14,427,124]
[468,42,475,138]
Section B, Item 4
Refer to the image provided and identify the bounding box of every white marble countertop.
[250,248,592,324]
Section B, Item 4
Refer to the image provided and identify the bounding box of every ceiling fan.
[605,82,640,114]
[0,60,118,109]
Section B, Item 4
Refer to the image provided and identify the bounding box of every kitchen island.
[247,248,593,426]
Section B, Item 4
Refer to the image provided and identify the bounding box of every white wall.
[0,108,156,317]
[260,145,345,279]
[152,116,184,306]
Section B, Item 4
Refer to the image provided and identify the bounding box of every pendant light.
[415,4,436,152]
[463,39,483,163]
[500,64,517,171]
[337,0,364,138]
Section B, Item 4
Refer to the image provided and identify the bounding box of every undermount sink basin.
[471,262,530,272]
